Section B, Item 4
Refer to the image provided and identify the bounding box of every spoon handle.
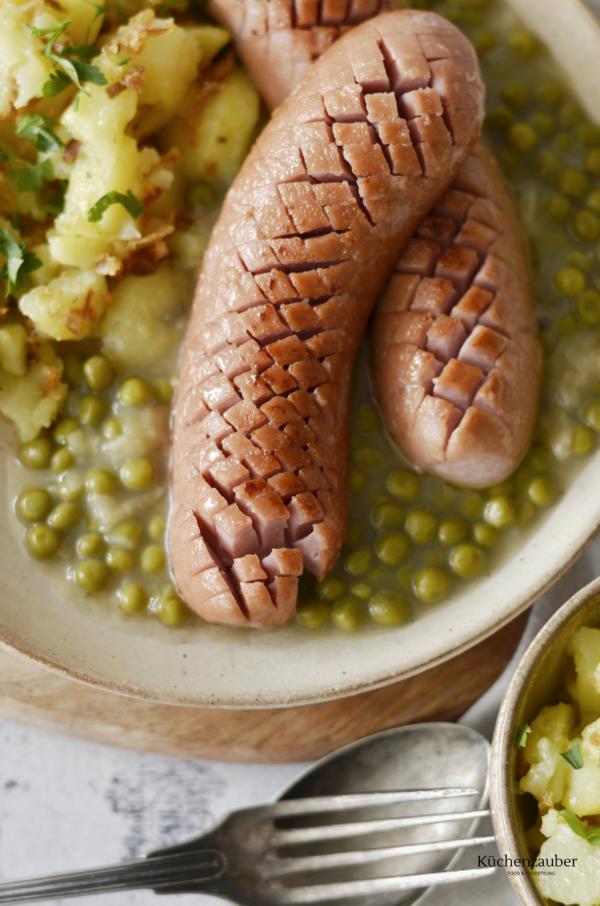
[0,849,225,902]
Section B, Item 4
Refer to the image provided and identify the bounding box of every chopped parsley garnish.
[9,160,55,193]
[42,181,68,217]
[30,21,107,96]
[560,741,584,770]
[0,230,42,295]
[87,190,143,223]
[16,114,63,153]
[515,723,532,748]
[561,810,600,845]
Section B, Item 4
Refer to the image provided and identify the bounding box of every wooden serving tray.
[0,613,526,763]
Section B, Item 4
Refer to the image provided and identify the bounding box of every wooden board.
[0,615,526,763]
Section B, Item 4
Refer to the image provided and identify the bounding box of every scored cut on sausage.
[208,0,392,110]
[169,10,485,627]
[373,138,540,487]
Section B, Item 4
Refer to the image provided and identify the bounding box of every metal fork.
[0,788,496,904]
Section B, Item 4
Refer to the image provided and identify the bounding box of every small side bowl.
[490,575,600,905]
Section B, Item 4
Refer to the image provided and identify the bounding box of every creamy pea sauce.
[3,0,600,632]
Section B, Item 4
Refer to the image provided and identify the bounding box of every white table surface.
[3,2,600,903]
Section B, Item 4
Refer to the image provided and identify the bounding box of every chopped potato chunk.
[19,269,110,341]
[520,703,576,807]
[537,811,600,906]
[568,626,600,722]
[0,343,66,442]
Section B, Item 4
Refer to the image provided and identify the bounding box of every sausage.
[168,10,485,627]
[208,0,391,111]
[373,138,540,487]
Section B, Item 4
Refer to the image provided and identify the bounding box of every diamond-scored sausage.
[169,10,485,627]
[373,138,540,487]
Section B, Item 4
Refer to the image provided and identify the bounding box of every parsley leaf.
[16,114,63,153]
[31,20,107,95]
[561,741,584,770]
[29,21,70,54]
[561,810,600,845]
[515,723,532,748]
[42,181,68,217]
[88,190,143,223]
[43,71,72,97]
[0,230,42,295]
[9,160,55,193]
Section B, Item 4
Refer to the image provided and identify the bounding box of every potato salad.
[519,627,600,906]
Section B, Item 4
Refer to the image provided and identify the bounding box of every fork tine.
[272,867,497,904]
[271,809,490,846]
[267,835,496,877]
[267,789,480,819]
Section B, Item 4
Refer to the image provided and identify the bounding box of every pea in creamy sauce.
[4,0,600,631]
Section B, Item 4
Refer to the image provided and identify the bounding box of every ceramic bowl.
[2,0,600,709]
[490,575,600,906]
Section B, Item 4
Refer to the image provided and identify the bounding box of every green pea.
[448,544,485,579]
[50,448,74,473]
[140,543,166,574]
[63,352,83,386]
[405,509,437,544]
[356,403,380,435]
[386,469,419,501]
[413,567,450,605]
[353,447,384,472]
[348,470,365,492]
[56,472,84,502]
[106,546,134,572]
[75,532,104,558]
[438,518,467,547]
[350,582,371,601]
[509,29,537,57]
[345,548,372,577]
[317,576,345,602]
[556,313,579,336]
[72,559,109,592]
[346,521,363,546]
[148,514,165,541]
[19,436,52,469]
[555,267,586,297]
[536,150,559,183]
[585,148,600,176]
[111,519,143,548]
[118,582,147,615]
[16,488,53,522]
[582,401,600,432]
[554,132,574,152]
[566,251,592,273]
[101,417,122,440]
[545,194,571,222]
[153,378,174,404]
[588,189,600,213]
[118,378,153,406]
[529,113,555,138]
[25,524,60,559]
[457,491,484,520]
[500,81,529,109]
[508,123,537,153]
[120,457,155,490]
[572,210,600,243]
[331,596,363,632]
[571,424,595,455]
[297,600,330,629]
[485,106,513,132]
[53,418,78,446]
[576,289,600,324]
[527,477,556,508]
[47,502,81,532]
[483,496,516,529]
[527,447,551,472]
[368,591,408,627]
[85,468,118,495]
[375,532,409,566]
[560,103,584,128]
[79,395,109,427]
[370,501,404,530]
[473,29,496,55]
[558,169,589,199]
[159,594,187,626]
[83,355,114,391]
[395,564,414,591]
[536,81,563,107]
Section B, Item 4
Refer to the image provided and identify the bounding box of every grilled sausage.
[208,0,391,111]
[169,10,485,627]
[373,138,540,487]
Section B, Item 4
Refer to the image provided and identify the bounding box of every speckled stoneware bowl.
[490,575,600,906]
[2,0,600,709]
